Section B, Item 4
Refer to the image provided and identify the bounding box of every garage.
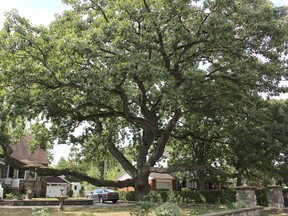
[156,180,173,190]
[46,176,71,197]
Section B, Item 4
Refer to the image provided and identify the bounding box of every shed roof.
[47,176,70,184]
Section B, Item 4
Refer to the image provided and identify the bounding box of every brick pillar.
[266,186,284,209]
[235,186,258,207]
[151,179,156,190]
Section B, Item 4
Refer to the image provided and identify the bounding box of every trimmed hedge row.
[118,189,236,204]
[119,188,288,207]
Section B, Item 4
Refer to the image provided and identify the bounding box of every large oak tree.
[0,0,287,200]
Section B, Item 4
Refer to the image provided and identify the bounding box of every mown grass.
[0,204,213,216]
[0,204,282,216]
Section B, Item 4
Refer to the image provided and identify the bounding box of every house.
[115,152,203,192]
[116,172,176,192]
[46,176,71,197]
[0,134,49,197]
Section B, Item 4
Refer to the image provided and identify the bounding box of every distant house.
[115,151,203,192]
[0,134,49,197]
[116,172,176,192]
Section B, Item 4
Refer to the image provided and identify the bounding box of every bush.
[118,189,237,205]
[155,202,181,216]
[130,201,154,216]
[125,191,136,201]
[225,201,245,210]
[118,191,136,201]
[283,189,288,207]
[181,187,191,192]
[5,193,16,200]
[143,190,163,203]
[68,190,74,197]
[166,191,183,204]
[200,189,236,204]
[256,189,268,207]
[32,208,50,216]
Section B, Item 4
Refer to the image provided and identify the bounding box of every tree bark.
[134,170,151,201]
[197,170,206,191]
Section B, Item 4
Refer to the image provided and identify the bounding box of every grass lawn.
[0,204,283,216]
[0,204,215,216]
[1,206,140,216]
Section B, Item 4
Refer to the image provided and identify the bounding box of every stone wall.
[201,206,263,216]
[4,199,93,206]
[266,186,284,209]
[235,186,257,207]
[24,176,47,198]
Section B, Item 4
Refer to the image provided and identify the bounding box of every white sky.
[0,0,287,165]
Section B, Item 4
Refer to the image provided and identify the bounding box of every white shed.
[46,176,71,197]
[71,182,81,197]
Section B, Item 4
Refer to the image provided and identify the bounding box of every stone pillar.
[235,186,258,207]
[266,186,284,209]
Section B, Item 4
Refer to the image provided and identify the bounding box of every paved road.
[92,201,135,206]
[0,201,135,208]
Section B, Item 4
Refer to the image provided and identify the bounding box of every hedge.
[118,188,288,207]
[118,189,236,204]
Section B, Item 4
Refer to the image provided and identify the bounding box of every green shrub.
[256,189,268,207]
[119,189,237,205]
[166,191,183,204]
[143,190,163,203]
[118,191,127,201]
[5,193,15,200]
[155,202,181,216]
[130,201,154,216]
[199,189,236,204]
[283,188,288,207]
[176,191,202,203]
[32,208,50,216]
[181,187,191,192]
[3,186,11,197]
[117,191,136,201]
[68,190,74,197]
[225,201,245,210]
[125,191,136,201]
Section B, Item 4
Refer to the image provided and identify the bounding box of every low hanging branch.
[0,139,135,188]
[150,165,241,179]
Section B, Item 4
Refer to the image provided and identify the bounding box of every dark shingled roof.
[47,176,70,184]
[10,134,49,165]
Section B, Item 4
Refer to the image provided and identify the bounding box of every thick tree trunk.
[236,176,242,186]
[197,170,206,191]
[134,172,151,201]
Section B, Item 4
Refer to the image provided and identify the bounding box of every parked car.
[87,188,119,203]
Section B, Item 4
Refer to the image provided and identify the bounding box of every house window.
[8,166,14,178]
[29,171,37,180]
[18,169,26,179]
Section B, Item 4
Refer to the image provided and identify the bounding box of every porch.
[0,178,21,189]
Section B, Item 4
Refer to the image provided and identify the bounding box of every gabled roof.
[149,173,175,180]
[116,172,175,181]
[47,176,71,184]
[10,134,49,165]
